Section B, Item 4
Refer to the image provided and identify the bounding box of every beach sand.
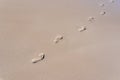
[0,0,120,80]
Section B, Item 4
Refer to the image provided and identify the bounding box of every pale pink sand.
[0,0,120,80]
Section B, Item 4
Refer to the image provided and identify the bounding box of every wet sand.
[0,0,120,80]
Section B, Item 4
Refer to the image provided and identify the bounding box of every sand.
[0,0,120,80]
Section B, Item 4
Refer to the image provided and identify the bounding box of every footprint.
[53,35,63,44]
[110,0,115,3]
[88,17,95,22]
[31,53,45,63]
[78,25,86,32]
[100,11,106,15]
[99,3,105,7]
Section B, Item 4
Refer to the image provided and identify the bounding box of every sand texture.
[0,0,120,80]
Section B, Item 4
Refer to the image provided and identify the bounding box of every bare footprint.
[53,35,63,44]
[31,53,45,63]
[110,0,115,3]
[88,16,95,22]
[100,11,106,15]
[77,25,87,32]
[99,3,105,7]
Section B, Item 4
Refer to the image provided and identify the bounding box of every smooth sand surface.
[0,0,120,80]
